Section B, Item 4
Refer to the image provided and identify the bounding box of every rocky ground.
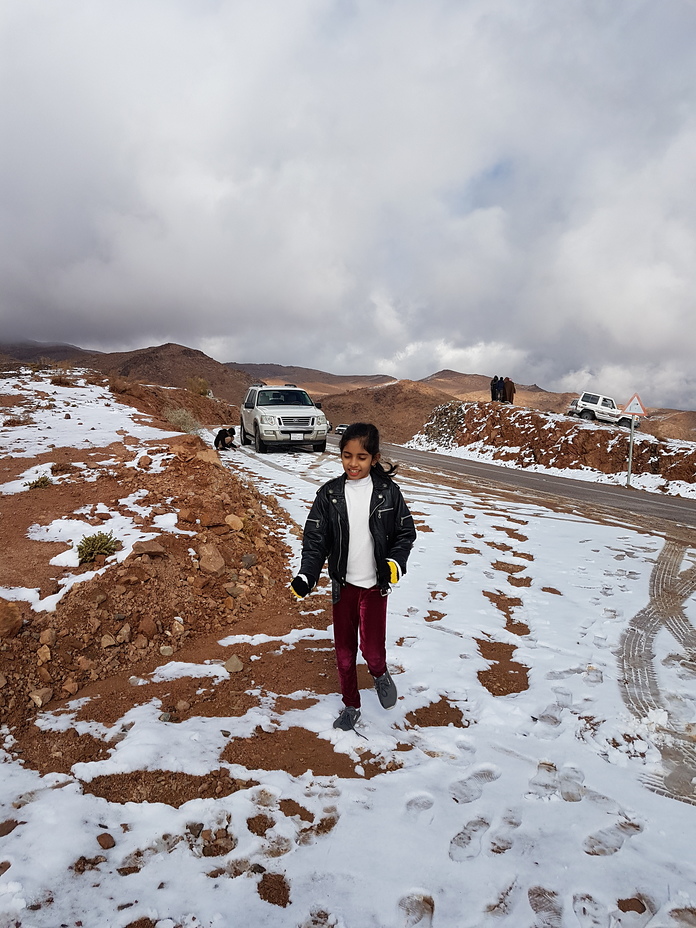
[0,378,461,832]
[414,401,696,486]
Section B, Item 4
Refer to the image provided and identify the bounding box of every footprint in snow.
[559,765,585,802]
[488,808,522,854]
[572,893,610,928]
[398,891,435,927]
[448,816,490,861]
[528,886,564,928]
[526,761,559,800]
[405,793,435,821]
[583,816,643,856]
[450,764,501,803]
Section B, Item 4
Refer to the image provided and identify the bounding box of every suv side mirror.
[315,401,322,409]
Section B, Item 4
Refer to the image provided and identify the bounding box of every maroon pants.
[332,583,388,708]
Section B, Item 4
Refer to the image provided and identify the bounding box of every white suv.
[240,384,329,453]
[567,392,638,428]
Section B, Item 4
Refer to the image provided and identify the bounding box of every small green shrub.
[76,531,121,564]
[165,406,201,434]
[24,474,52,489]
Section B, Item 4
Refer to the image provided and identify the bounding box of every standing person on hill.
[290,423,417,732]
[496,378,506,402]
[490,375,500,402]
[503,377,516,403]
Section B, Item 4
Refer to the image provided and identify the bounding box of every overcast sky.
[1,1,695,408]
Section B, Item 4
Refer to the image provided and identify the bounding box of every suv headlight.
[260,415,277,425]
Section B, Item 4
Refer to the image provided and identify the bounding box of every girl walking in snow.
[290,423,417,731]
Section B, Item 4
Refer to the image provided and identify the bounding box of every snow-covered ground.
[1,372,696,927]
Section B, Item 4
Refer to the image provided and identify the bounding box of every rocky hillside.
[1,342,253,406]
[321,380,457,445]
[414,401,696,484]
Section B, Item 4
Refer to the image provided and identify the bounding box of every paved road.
[327,435,696,532]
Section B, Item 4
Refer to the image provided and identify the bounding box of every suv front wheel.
[254,425,268,453]
[580,410,595,420]
[240,419,251,446]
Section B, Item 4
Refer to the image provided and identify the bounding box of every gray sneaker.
[374,670,397,709]
[333,706,361,731]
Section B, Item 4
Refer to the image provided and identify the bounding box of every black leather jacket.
[299,470,416,602]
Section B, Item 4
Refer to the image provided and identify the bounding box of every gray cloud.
[1,0,695,408]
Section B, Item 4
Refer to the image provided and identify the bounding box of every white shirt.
[344,475,377,588]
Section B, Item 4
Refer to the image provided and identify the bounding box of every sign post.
[622,394,647,487]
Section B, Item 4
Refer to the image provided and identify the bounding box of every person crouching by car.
[214,427,236,450]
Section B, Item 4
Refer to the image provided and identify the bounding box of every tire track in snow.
[617,541,696,804]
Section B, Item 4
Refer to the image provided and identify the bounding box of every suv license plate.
[290,432,303,441]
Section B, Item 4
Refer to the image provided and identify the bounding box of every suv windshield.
[257,390,314,407]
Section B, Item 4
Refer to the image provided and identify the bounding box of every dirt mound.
[107,376,239,429]
[417,402,696,483]
[641,409,696,443]
[322,380,457,444]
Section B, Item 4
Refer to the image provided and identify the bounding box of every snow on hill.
[409,401,696,499]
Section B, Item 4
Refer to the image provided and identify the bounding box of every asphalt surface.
[327,435,696,533]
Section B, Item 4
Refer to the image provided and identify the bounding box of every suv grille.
[279,416,313,427]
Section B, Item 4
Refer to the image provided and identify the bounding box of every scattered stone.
[159,712,172,722]
[224,655,244,673]
[97,833,115,849]
[224,584,244,598]
[39,628,57,646]
[178,508,195,523]
[36,645,51,664]
[0,600,22,639]
[176,700,190,713]
[172,620,185,637]
[225,514,244,531]
[131,540,167,558]
[101,634,117,649]
[116,624,131,644]
[198,543,226,576]
[241,553,257,568]
[29,688,53,707]
[0,674,6,689]
[77,656,97,672]
[138,455,152,468]
[138,616,158,639]
[159,646,174,657]
[62,680,80,696]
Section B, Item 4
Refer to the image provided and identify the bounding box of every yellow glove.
[290,575,311,599]
[387,560,401,584]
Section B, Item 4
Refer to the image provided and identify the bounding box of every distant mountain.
[0,341,252,406]
[0,340,100,362]
[227,362,396,397]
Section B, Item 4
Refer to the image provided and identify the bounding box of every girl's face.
[341,438,380,480]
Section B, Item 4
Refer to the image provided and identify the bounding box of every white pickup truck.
[567,392,639,428]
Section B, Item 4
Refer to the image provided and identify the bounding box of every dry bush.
[186,376,211,397]
[165,407,201,433]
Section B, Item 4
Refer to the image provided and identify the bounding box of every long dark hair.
[339,423,397,476]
